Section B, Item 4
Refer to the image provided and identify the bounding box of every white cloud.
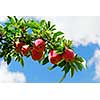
[0,16,8,22]
[37,16,100,81]
[0,60,26,83]
[36,16,100,47]
[1,16,100,82]
[88,49,100,81]
[1,16,100,47]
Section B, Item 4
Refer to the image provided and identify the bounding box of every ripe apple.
[34,39,45,52]
[15,41,24,52]
[31,48,43,60]
[21,45,30,56]
[62,48,75,61]
[48,50,62,64]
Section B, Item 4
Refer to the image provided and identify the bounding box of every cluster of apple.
[15,38,75,64]
[49,49,74,64]
[15,41,30,56]
[15,39,45,60]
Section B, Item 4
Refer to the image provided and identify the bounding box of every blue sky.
[6,43,98,83]
[0,16,100,83]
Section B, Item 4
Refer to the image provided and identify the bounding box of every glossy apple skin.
[15,41,24,52]
[62,48,75,61]
[48,50,62,64]
[21,45,30,56]
[34,39,45,52]
[31,48,43,60]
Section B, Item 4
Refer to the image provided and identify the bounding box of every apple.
[48,50,62,64]
[15,41,24,52]
[31,48,43,60]
[34,39,45,52]
[21,45,30,56]
[62,48,75,61]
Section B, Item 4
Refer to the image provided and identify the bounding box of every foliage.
[0,16,87,82]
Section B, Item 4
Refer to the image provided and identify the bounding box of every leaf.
[51,28,56,31]
[64,40,73,48]
[42,56,49,65]
[56,46,64,53]
[75,55,84,62]
[53,31,64,39]
[70,62,78,72]
[40,20,46,26]
[59,72,67,83]
[7,55,11,65]
[18,17,23,24]
[48,65,57,71]
[57,60,66,67]
[32,20,40,29]
[49,24,56,31]
[47,21,50,28]
[80,57,87,69]
[7,16,15,24]
[68,40,73,46]
[74,61,83,71]
[0,51,4,58]
[70,67,74,78]
[20,57,24,67]
[59,63,71,82]
[14,16,18,22]
[64,63,71,73]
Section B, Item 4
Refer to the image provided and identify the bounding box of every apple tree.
[0,16,87,82]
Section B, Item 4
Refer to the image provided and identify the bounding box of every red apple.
[62,48,75,61]
[31,48,43,60]
[34,39,45,52]
[15,41,24,52]
[21,45,30,56]
[48,50,62,64]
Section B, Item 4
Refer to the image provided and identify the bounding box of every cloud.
[1,16,100,47]
[0,16,8,22]
[37,16,100,82]
[0,60,26,83]
[35,16,100,47]
[88,49,100,81]
[1,16,100,82]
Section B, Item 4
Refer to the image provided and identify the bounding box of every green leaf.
[59,72,67,83]
[51,28,56,31]
[68,40,73,46]
[4,56,7,61]
[7,16,15,24]
[57,60,66,67]
[20,57,24,67]
[7,55,11,65]
[59,63,71,82]
[42,56,49,65]
[64,63,71,73]
[49,24,56,31]
[14,16,18,22]
[56,48,64,54]
[40,20,46,26]
[75,55,84,62]
[64,40,73,48]
[0,51,4,58]
[70,62,78,72]
[48,65,57,71]
[47,21,50,28]
[70,67,74,78]
[74,61,83,71]
[53,31,64,39]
